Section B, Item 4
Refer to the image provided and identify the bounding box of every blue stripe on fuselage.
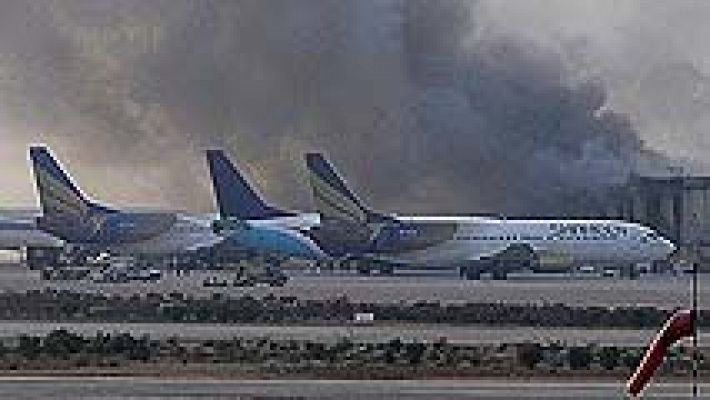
[222,224,324,259]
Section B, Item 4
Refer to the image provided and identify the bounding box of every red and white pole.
[627,309,695,397]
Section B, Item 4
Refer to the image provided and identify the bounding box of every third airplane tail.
[304,152,388,224]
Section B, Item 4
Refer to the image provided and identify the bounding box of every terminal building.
[621,175,710,270]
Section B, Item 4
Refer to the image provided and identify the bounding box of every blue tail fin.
[206,149,292,219]
[305,153,386,223]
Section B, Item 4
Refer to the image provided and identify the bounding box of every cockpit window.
[640,231,660,243]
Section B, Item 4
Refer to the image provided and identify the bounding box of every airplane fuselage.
[368,216,676,268]
[112,213,223,255]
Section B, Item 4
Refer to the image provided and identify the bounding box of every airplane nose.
[304,238,327,260]
[661,239,676,256]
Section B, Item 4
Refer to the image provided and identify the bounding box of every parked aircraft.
[206,149,324,260]
[304,153,676,279]
[29,146,324,261]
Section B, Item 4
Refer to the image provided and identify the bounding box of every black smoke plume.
[0,0,668,215]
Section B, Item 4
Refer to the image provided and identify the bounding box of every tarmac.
[0,377,704,399]
[0,264,702,308]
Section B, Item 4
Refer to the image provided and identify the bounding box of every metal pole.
[693,258,698,399]
[691,205,699,399]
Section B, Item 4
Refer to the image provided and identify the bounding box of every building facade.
[623,175,710,269]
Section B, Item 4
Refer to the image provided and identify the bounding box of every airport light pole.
[693,257,698,399]
[679,166,700,398]
[691,209,699,399]
[678,167,699,398]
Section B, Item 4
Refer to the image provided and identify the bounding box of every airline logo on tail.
[33,161,90,218]
[305,153,371,224]
[29,146,108,239]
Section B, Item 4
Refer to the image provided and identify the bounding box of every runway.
[0,377,704,399]
[0,265,702,308]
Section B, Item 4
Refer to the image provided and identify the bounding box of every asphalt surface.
[0,377,704,399]
[0,264,702,347]
[0,264,702,308]
[0,264,702,397]
[0,321,700,346]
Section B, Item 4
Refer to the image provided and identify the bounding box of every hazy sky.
[477,0,710,163]
[0,1,707,215]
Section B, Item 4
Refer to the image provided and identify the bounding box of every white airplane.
[28,146,324,260]
[304,153,677,279]
[29,146,224,255]
[0,208,63,249]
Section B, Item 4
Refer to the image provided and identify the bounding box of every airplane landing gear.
[461,259,513,280]
[357,266,371,275]
[491,266,508,280]
[621,263,640,280]
[461,263,482,280]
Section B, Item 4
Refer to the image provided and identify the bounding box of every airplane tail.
[29,146,112,239]
[206,149,293,220]
[304,153,387,224]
